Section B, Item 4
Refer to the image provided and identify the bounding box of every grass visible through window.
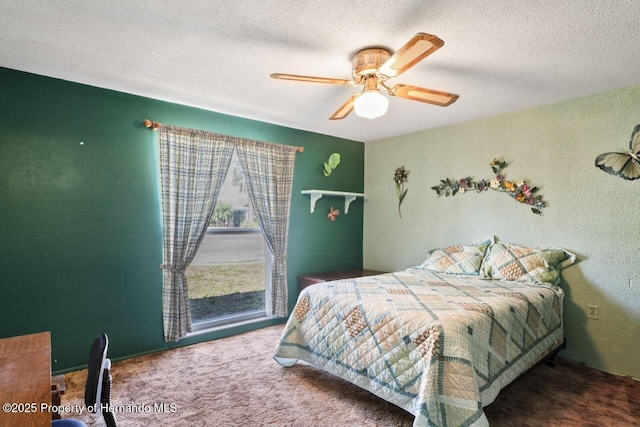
[187,263,266,323]
[187,263,265,299]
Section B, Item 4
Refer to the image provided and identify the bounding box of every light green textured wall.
[364,84,640,379]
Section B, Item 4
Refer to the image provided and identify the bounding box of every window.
[187,152,268,329]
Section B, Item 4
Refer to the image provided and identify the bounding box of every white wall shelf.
[301,189,366,214]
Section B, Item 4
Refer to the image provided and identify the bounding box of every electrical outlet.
[588,304,599,320]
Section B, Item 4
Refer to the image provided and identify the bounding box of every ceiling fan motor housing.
[352,48,392,77]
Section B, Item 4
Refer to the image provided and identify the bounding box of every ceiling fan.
[271,33,459,120]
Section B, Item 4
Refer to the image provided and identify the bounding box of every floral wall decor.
[431,159,547,215]
[394,166,409,218]
[327,206,340,222]
[595,124,640,180]
[323,152,341,176]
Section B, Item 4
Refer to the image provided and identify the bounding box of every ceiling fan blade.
[270,73,354,86]
[329,95,358,120]
[389,84,459,106]
[377,33,444,79]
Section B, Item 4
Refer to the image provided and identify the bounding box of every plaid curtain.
[235,138,297,317]
[159,125,234,342]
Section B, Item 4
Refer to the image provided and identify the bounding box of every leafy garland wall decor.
[431,159,547,215]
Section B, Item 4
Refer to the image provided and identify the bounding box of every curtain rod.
[143,119,304,153]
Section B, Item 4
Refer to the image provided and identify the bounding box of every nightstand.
[297,269,386,294]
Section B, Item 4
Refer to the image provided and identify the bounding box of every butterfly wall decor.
[595,124,640,180]
[327,206,340,222]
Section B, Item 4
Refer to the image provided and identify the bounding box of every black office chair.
[53,334,117,427]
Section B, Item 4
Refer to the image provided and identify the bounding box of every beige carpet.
[60,325,640,426]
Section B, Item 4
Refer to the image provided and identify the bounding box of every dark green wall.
[0,67,364,373]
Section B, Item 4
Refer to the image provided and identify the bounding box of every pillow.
[481,242,575,285]
[416,239,492,276]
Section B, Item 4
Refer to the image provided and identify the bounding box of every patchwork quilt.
[273,269,564,426]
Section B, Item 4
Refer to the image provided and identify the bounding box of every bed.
[274,240,574,426]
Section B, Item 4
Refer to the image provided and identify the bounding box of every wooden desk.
[0,332,52,427]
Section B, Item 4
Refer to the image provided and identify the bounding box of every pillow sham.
[416,239,492,276]
[481,242,575,285]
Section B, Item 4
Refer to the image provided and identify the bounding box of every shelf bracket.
[344,195,356,214]
[308,192,322,213]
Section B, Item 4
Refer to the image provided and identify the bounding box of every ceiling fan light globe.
[354,91,389,119]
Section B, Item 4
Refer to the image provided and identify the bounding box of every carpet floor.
[60,325,640,426]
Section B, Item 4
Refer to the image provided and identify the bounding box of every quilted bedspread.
[273,269,564,426]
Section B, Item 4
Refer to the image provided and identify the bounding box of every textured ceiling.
[2,1,640,142]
